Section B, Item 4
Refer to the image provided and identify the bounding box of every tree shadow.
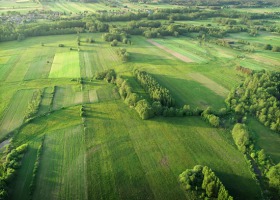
[150,73,225,110]
[215,171,262,200]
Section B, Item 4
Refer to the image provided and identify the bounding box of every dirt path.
[147,39,194,63]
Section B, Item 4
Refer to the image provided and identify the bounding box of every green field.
[10,100,261,200]
[0,28,279,200]
[49,52,80,78]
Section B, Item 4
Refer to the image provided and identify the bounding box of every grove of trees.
[179,165,233,200]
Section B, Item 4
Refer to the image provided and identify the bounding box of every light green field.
[49,52,80,78]
[231,7,280,13]
[0,0,41,13]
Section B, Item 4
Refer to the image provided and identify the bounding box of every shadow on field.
[215,171,261,200]
[130,52,177,66]
[150,74,225,109]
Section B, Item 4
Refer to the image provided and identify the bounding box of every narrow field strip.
[188,73,229,97]
[147,39,194,63]
[6,49,32,82]
[32,125,87,200]
[0,89,34,139]
[24,48,54,80]
[38,87,54,115]
[52,86,83,110]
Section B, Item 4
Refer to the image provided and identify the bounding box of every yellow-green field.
[49,52,80,78]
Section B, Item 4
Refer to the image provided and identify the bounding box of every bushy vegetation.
[232,123,251,153]
[116,48,130,62]
[201,107,220,127]
[0,143,28,200]
[179,165,233,200]
[25,89,43,121]
[226,71,280,133]
[95,69,116,83]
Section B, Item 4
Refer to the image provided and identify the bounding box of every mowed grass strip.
[32,125,87,200]
[49,52,80,78]
[85,101,261,200]
[6,49,34,82]
[0,55,19,81]
[52,86,83,110]
[24,47,54,80]
[0,89,34,140]
[37,87,54,115]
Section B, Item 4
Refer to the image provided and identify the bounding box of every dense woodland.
[226,71,280,133]
[1,3,280,44]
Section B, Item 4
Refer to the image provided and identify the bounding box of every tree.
[232,123,250,153]
[135,99,154,120]
[266,163,280,197]
[264,44,272,50]
[111,39,118,46]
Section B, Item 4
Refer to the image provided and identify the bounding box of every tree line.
[0,143,29,199]
[179,165,233,200]
[231,123,280,199]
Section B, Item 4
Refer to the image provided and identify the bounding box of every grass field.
[33,125,87,200]
[10,101,261,200]
[49,51,80,78]
[0,31,278,200]
[0,89,34,140]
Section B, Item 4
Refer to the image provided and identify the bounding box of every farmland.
[0,1,280,200]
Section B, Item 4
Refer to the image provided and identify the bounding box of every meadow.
[0,17,279,199]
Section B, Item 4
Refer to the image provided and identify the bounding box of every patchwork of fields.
[0,31,279,200]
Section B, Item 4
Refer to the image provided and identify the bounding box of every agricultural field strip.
[147,39,194,62]
[52,86,84,110]
[188,73,229,97]
[0,89,35,139]
[32,125,87,200]
[0,54,21,81]
[153,38,209,62]
[12,137,43,200]
[6,48,39,82]
[49,51,80,78]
